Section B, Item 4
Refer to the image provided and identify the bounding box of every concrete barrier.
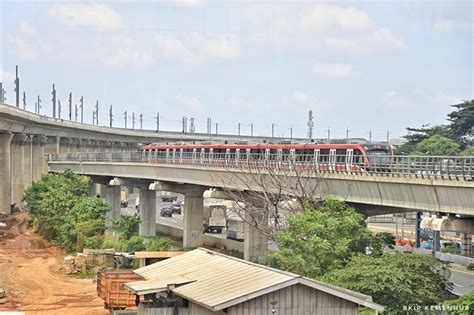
[156,223,244,253]
[393,246,474,267]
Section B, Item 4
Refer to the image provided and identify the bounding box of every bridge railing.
[46,152,473,180]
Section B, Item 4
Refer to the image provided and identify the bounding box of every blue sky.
[1,0,472,140]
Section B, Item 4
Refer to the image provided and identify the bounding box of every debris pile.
[62,249,116,274]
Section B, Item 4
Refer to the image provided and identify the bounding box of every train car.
[141,142,393,172]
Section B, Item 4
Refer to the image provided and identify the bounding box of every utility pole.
[139,113,143,130]
[207,117,212,134]
[272,123,276,138]
[250,123,254,137]
[386,130,390,143]
[58,99,61,119]
[369,130,372,142]
[307,110,314,141]
[346,129,350,140]
[155,112,159,132]
[327,127,331,140]
[92,110,95,125]
[124,111,128,128]
[14,65,19,108]
[109,105,113,127]
[182,117,187,133]
[132,112,135,130]
[238,123,241,136]
[68,92,72,120]
[79,96,84,123]
[0,83,5,103]
[22,91,26,109]
[289,126,293,139]
[74,104,78,121]
[37,95,41,114]
[189,118,195,133]
[215,123,218,135]
[51,84,56,118]
[95,101,99,125]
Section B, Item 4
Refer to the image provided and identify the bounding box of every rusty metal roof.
[134,251,186,259]
[126,248,384,312]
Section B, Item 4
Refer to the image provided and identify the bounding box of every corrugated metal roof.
[127,248,384,312]
[134,251,186,259]
[124,275,195,295]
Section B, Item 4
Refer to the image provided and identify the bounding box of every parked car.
[171,204,182,214]
[160,207,172,217]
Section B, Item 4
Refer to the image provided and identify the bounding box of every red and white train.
[142,142,394,172]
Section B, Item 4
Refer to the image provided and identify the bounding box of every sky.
[0,0,472,140]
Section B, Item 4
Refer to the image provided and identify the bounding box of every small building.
[135,251,186,267]
[124,248,384,315]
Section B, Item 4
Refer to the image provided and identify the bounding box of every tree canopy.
[321,253,452,314]
[412,135,461,156]
[268,198,371,278]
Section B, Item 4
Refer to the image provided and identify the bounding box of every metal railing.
[47,151,474,181]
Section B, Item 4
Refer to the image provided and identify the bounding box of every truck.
[205,205,227,233]
[120,190,128,207]
[96,269,142,311]
[161,191,178,202]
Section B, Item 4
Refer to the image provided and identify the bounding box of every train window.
[336,149,346,163]
[353,149,363,164]
[319,149,330,162]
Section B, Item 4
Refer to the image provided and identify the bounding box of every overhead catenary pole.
[0,83,5,103]
[272,123,276,138]
[369,130,372,142]
[307,110,314,141]
[155,112,160,132]
[327,127,331,140]
[68,92,72,120]
[22,91,26,109]
[289,126,293,140]
[109,105,113,127]
[250,123,254,137]
[95,101,99,125]
[238,123,241,136]
[75,104,78,121]
[51,84,56,118]
[58,99,61,118]
[215,123,218,135]
[14,65,19,108]
[80,96,84,123]
[132,112,135,130]
[37,95,41,114]
[386,130,390,143]
[124,111,128,128]
[139,113,143,130]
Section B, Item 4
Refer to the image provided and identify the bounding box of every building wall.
[228,284,358,315]
[138,303,225,315]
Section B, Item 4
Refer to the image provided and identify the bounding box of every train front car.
[360,143,393,172]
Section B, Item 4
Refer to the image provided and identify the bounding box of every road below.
[449,268,474,296]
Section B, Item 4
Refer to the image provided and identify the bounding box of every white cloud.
[104,49,153,69]
[172,0,205,7]
[48,4,121,31]
[288,91,309,105]
[301,5,376,33]
[7,35,39,60]
[434,19,473,32]
[284,91,329,111]
[431,94,465,106]
[177,95,202,109]
[191,32,241,60]
[228,97,256,109]
[19,21,37,36]
[154,32,240,64]
[155,34,201,64]
[383,90,417,108]
[312,62,359,78]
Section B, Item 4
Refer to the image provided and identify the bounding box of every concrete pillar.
[11,137,26,206]
[433,230,441,253]
[32,141,45,182]
[23,136,33,190]
[415,212,422,248]
[105,185,121,226]
[183,189,205,248]
[139,189,156,237]
[244,208,268,263]
[0,133,13,214]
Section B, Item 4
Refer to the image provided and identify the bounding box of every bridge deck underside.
[48,161,474,216]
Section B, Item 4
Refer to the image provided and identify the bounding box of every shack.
[134,251,186,268]
[124,248,384,315]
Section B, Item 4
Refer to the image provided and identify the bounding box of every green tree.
[322,253,452,313]
[447,100,474,145]
[440,291,474,315]
[113,214,141,240]
[412,135,461,156]
[461,145,474,156]
[267,198,371,278]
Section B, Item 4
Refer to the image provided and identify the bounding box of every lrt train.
[141,142,394,172]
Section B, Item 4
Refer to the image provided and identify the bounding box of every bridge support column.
[23,136,33,190]
[244,208,268,263]
[183,187,206,248]
[139,189,156,237]
[0,133,13,214]
[11,135,27,206]
[105,185,121,227]
[32,136,47,182]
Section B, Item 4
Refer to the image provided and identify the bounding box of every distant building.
[124,248,384,315]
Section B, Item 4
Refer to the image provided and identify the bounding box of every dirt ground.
[0,212,108,314]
